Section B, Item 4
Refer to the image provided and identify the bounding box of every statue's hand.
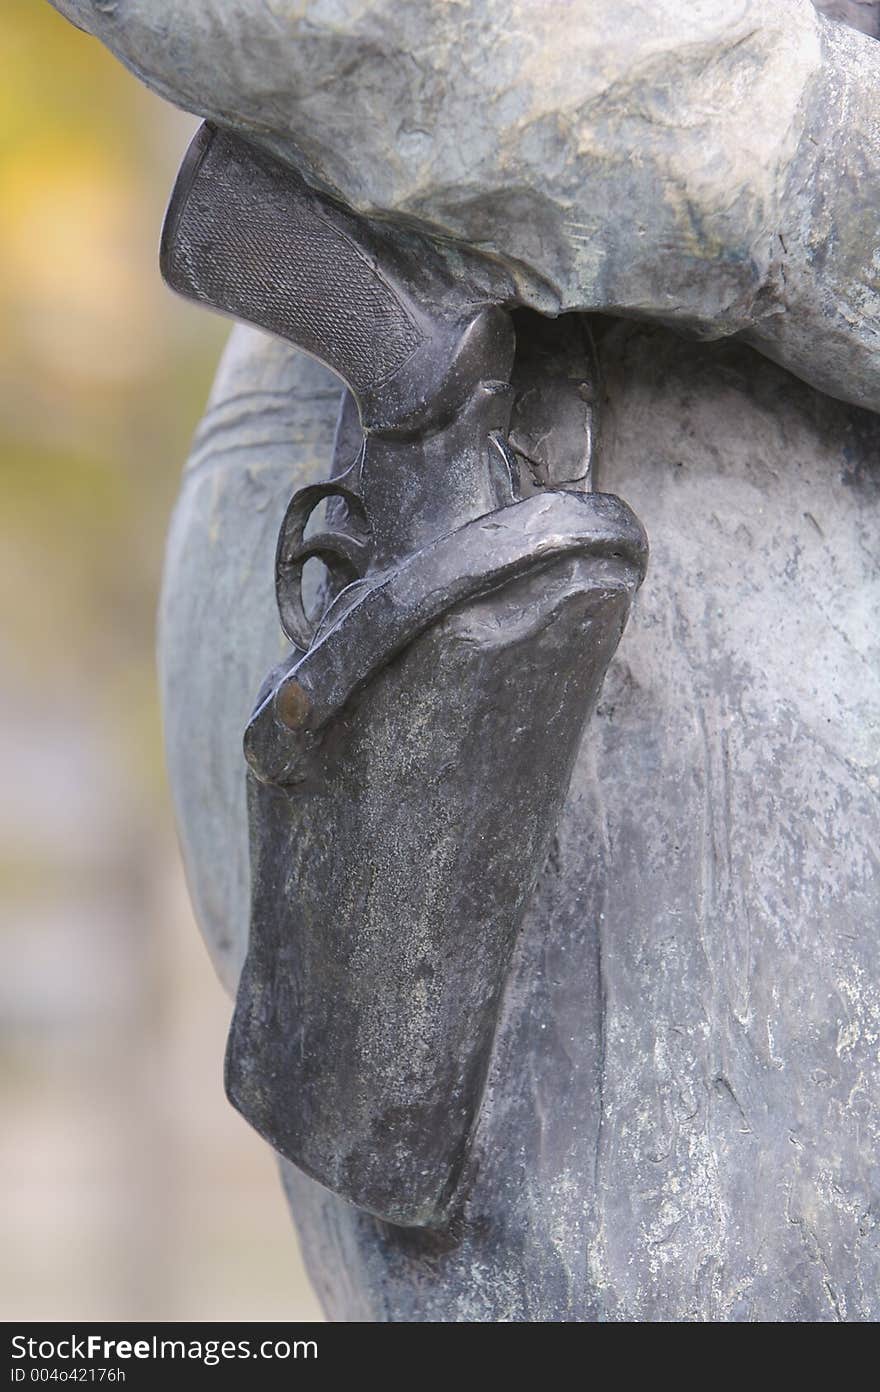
[52,0,880,412]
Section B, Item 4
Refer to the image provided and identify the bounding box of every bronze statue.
[50,0,880,1321]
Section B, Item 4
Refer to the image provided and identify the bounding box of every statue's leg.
[161,313,880,1314]
[161,317,880,1320]
[279,324,880,1322]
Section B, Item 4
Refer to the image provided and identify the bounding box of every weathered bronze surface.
[50,0,880,1319]
[161,124,647,1225]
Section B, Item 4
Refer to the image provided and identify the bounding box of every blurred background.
[0,2,321,1319]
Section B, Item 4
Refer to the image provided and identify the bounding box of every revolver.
[162,123,647,1227]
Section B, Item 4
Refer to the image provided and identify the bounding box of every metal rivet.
[276,679,311,730]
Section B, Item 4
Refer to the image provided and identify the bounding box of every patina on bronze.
[161,123,647,1227]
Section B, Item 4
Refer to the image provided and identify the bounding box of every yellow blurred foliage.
[1,134,156,382]
[0,0,223,727]
[0,2,319,1322]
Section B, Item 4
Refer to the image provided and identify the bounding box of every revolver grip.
[161,124,425,404]
[162,125,514,434]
